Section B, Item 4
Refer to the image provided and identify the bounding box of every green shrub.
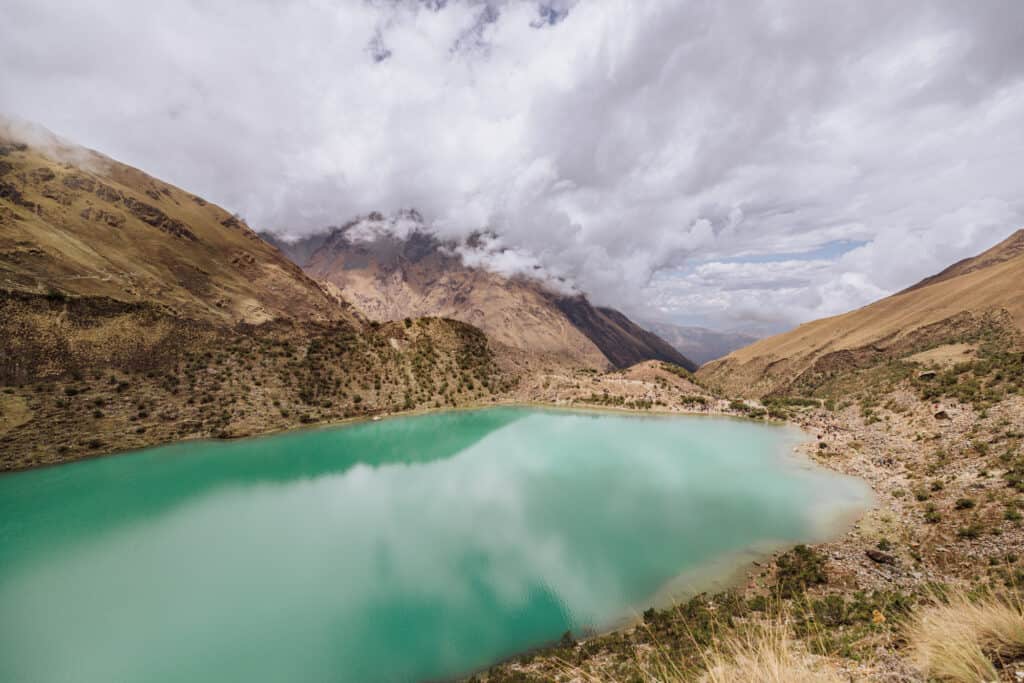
[775,544,827,598]
[957,523,984,540]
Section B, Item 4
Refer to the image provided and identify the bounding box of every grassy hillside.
[699,230,1024,398]
[0,132,514,470]
[0,132,346,325]
[0,289,512,470]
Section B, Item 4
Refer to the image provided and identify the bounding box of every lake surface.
[0,407,869,682]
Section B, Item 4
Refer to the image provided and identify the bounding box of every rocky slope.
[699,229,1024,397]
[549,297,697,371]
[640,320,758,366]
[268,220,696,371]
[0,131,512,470]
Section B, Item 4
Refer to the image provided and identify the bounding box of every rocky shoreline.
[472,373,1024,681]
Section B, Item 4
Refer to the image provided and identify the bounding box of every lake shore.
[9,355,1020,681]
[2,405,861,683]
[475,384,1024,681]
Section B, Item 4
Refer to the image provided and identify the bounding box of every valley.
[3,129,1024,682]
[6,2,1024,681]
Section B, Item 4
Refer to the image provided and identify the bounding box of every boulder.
[866,549,896,565]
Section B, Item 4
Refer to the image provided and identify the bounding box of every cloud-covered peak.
[2,1,1022,333]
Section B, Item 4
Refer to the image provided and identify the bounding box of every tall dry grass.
[907,589,1024,682]
[698,617,842,683]
[558,614,841,683]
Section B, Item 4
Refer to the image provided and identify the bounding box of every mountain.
[268,220,696,371]
[261,231,329,270]
[699,229,1024,397]
[0,131,345,325]
[297,224,609,368]
[548,298,697,371]
[641,321,758,366]
[0,130,509,470]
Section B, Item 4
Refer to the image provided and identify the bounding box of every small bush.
[775,545,827,598]
[958,523,985,540]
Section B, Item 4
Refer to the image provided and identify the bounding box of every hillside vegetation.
[0,132,512,470]
[8,127,1024,680]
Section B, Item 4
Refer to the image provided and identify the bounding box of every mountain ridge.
[266,220,697,372]
[698,229,1024,397]
[899,228,1024,294]
[0,133,513,470]
[0,128,348,326]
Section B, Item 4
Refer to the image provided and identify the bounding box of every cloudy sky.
[2,1,1023,335]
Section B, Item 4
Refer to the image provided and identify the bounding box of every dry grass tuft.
[698,618,841,683]
[907,589,1024,682]
[553,614,841,683]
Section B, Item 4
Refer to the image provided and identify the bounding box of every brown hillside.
[901,229,1024,294]
[301,225,610,368]
[0,132,513,470]
[699,229,1024,397]
[0,129,345,325]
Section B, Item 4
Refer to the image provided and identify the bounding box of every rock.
[918,370,937,380]
[866,549,897,565]
[934,410,949,420]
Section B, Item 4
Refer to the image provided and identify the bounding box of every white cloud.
[2,0,1023,333]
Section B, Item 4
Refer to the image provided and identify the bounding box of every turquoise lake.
[0,407,870,682]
